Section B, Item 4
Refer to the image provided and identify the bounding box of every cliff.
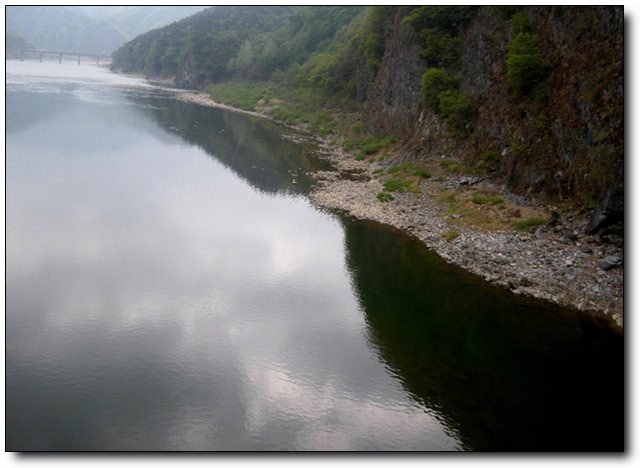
[358,7,622,222]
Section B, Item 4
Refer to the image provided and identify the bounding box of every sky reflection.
[6,62,459,451]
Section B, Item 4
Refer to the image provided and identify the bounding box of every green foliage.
[412,167,432,179]
[377,192,395,202]
[383,179,412,192]
[421,68,459,111]
[443,229,460,242]
[387,163,413,174]
[508,11,532,35]
[472,193,504,206]
[471,192,486,204]
[514,217,543,231]
[403,6,477,67]
[385,162,431,179]
[420,29,461,67]
[479,150,500,162]
[437,88,476,130]
[365,33,384,72]
[112,6,299,82]
[345,134,397,157]
[506,33,549,96]
[267,105,299,125]
[403,6,477,36]
[506,32,540,56]
[207,82,270,111]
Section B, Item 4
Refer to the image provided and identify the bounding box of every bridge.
[6,49,112,65]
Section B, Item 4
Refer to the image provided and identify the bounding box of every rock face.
[586,188,624,235]
[358,13,424,137]
[175,52,208,90]
[358,6,623,210]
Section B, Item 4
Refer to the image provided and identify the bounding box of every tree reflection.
[129,95,332,196]
[341,217,623,451]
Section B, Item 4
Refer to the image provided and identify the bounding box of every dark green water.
[5,62,624,451]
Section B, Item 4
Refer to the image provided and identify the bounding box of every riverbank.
[174,89,624,331]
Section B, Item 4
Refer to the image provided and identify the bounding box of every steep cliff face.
[357,13,424,139]
[359,6,623,213]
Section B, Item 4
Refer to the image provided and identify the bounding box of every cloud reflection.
[6,72,460,450]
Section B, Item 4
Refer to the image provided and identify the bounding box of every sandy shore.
[174,90,624,331]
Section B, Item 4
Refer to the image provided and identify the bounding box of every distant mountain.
[72,6,209,40]
[6,6,126,55]
[5,6,208,56]
[6,31,34,51]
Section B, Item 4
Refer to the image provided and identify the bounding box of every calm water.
[5,61,624,451]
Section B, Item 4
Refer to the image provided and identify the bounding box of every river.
[5,61,623,451]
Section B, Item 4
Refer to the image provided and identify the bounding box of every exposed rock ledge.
[174,90,624,331]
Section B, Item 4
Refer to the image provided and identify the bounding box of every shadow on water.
[341,218,623,451]
[128,94,333,196]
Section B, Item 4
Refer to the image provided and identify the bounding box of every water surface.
[5,61,623,451]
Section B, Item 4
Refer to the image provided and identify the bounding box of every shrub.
[438,88,476,129]
[508,11,532,34]
[420,29,461,67]
[506,33,549,96]
[421,68,459,111]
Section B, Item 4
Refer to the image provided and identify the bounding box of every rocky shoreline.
[173,90,624,331]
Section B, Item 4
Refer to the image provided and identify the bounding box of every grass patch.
[208,82,269,111]
[439,158,464,174]
[443,229,460,242]
[267,105,299,125]
[387,162,414,174]
[343,134,398,157]
[411,167,432,179]
[514,217,544,231]
[472,192,504,206]
[383,179,412,192]
[486,195,504,206]
[471,192,486,204]
[377,192,395,203]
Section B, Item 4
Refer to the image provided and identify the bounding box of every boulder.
[587,188,624,234]
[599,256,621,271]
